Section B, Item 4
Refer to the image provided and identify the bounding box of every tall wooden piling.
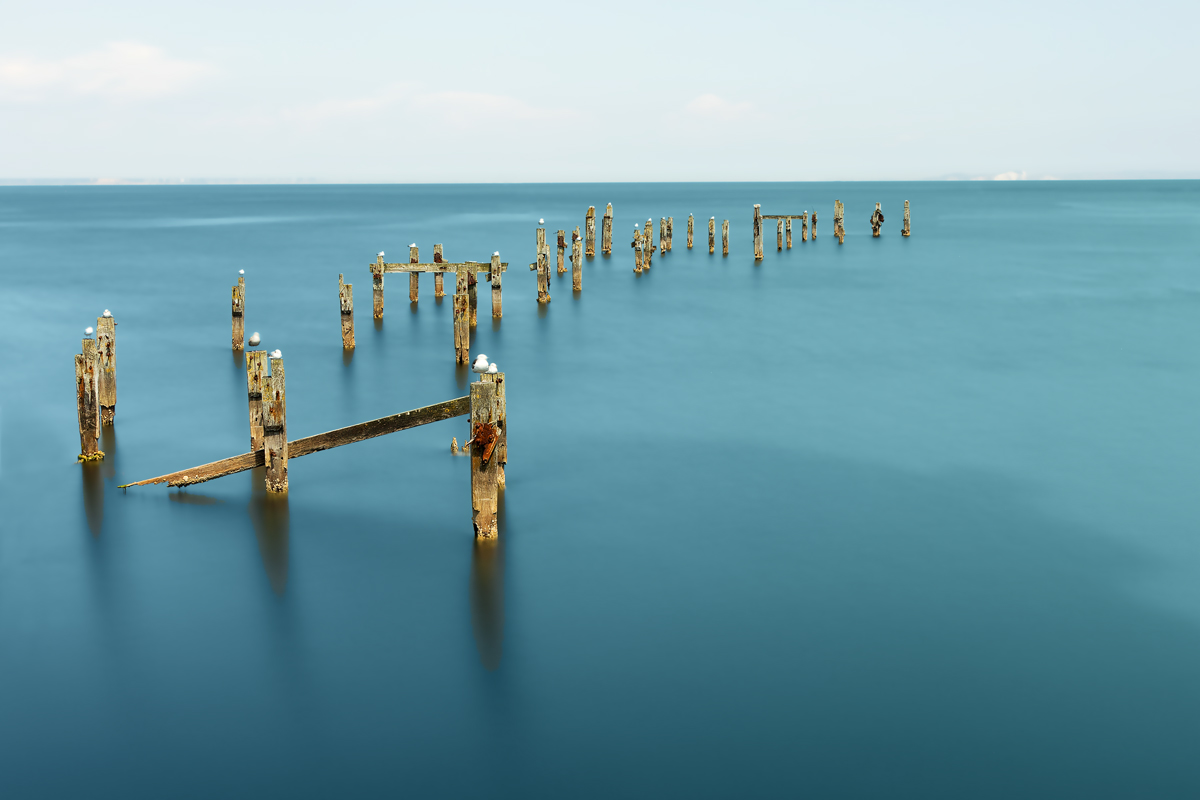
[660,218,667,255]
[644,219,654,267]
[633,226,643,273]
[557,230,567,275]
[409,245,420,302]
[245,350,266,451]
[468,270,478,326]
[469,379,500,538]
[812,212,817,240]
[572,227,583,291]
[96,315,116,425]
[688,214,694,249]
[902,201,911,237]
[373,254,385,317]
[535,225,550,303]
[490,253,503,318]
[708,217,715,254]
[786,219,793,249]
[667,216,673,251]
[871,203,884,237]
[802,213,808,243]
[585,206,596,257]
[482,371,506,488]
[601,203,613,255]
[434,244,445,297]
[835,201,845,244]
[753,205,763,260]
[231,276,245,349]
[454,290,470,364]
[338,274,355,348]
[777,219,784,251]
[263,355,287,493]
[722,220,729,256]
[75,338,101,459]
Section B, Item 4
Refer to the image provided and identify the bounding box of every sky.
[0,0,1196,182]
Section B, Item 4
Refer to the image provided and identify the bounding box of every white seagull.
[239,269,244,275]
[84,326,94,337]
[539,219,544,225]
[377,251,385,258]
[472,354,490,374]
[269,349,282,359]
[102,309,112,318]
[248,332,261,346]
[487,363,498,374]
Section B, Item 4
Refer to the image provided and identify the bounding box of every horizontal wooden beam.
[761,214,808,220]
[120,396,470,489]
[379,262,508,274]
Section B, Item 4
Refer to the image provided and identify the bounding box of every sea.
[1,181,1198,798]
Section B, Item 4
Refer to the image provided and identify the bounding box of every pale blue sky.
[1,0,1196,181]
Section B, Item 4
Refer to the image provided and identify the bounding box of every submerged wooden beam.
[120,396,472,489]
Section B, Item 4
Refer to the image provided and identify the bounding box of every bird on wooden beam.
[472,354,490,375]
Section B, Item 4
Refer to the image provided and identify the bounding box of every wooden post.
[633,226,643,272]
[373,254,385,318]
[708,217,715,253]
[871,203,884,237]
[834,201,845,244]
[96,315,116,425]
[585,206,596,257]
[263,355,287,493]
[231,275,245,349]
[454,290,470,364]
[644,219,654,267]
[75,338,101,459]
[786,219,792,249]
[535,225,550,303]
[338,274,355,348]
[572,227,583,291]
[468,270,478,327]
[753,204,763,260]
[722,220,729,256]
[660,217,667,255]
[688,214,694,249]
[482,371,506,488]
[777,219,784,251]
[812,212,817,240]
[490,252,503,318]
[245,350,267,451]
[601,203,613,255]
[902,201,911,237]
[434,244,445,297]
[557,230,566,274]
[802,212,808,243]
[667,216,673,251]
[409,245,420,302]
[469,379,500,538]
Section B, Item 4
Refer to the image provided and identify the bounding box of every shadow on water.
[248,467,290,596]
[100,424,118,481]
[342,347,354,367]
[469,492,507,670]
[81,461,104,538]
[491,315,501,333]
[232,347,244,368]
[537,302,549,319]
[455,363,469,392]
[373,316,383,332]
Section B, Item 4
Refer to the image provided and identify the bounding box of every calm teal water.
[1,182,1199,797]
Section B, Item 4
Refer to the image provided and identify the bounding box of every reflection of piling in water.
[249,480,290,596]
[101,423,118,481]
[81,461,104,537]
[469,535,504,670]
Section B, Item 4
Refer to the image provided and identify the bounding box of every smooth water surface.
[2,182,1199,797]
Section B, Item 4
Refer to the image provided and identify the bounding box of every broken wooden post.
[409,245,420,302]
[601,203,613,255]
[871,203,884,237]
[786,219,793,249]
[667,216,673,251]
[633,225,643,272]
[434,244,445,297]
[777,219,784,251]
[482,370,506,488]
[557,230,566,275]
[338,274,355,348]
[802,212,808,243]
[708,217,715,254]
[468,270,478,327]
[96,314,116,425]
[585,206,596,257]
[660,217,667,255]
[834,201,845,244]
[902,201,911,237]
[688,214,694,249]
[722,220,729,256]
[231,275,245,349]
[454,289,470,364]
[470,379,500,538]
[245,350,266,451]
[753,204,763,260]
[490,252,503,318]
[644,219,654,267]
[533,224,550,303]
[264,354,287,493]
[75,336,101,460]
[373,254,385,317]
[572,227,582,291]
[812,212,817,240]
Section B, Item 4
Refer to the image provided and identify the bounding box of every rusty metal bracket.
[472,421,497,465]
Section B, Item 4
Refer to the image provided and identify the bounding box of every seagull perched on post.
[269,349,282,359]
[102,309,112,318]
[539,219,544,225]
[239,269,244,275]
[377,251,385,258]
[248,332,261,346]
[472,354,490,375]
[487,363,498,374]
[84,326,94,337]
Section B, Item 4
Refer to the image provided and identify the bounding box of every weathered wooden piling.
[601,203,613,255]
[812,212,817,240]
[572,227,583,291]
[871,203,884,237]
[468,270,478,326]
[902,201,911,237]
[633,226,643,272]
[75,338,101,459]
[777,219,784,251]
[667,217,673,251]
[482,370,506,488]
[644,219,654,267]
[534,225,551,303]
[557,230,567,275]
[722,220,730,256]
[585,206,596,257]
[688,214,694,249]
[434,244,445,297]
[231,275,245,349]
[96,315,116,425]
[454,290,470,364]
[802,213,808,243]
[338,274,355,348]
[409,245,420,302]
[469,379,500,538]
[245,350,267,451]
[708,217,715,254]
[264,355,287,493]
[373,254,385,317]
[753,205,763,260]
[490,252,503,317]
[660,217,667,255]
[786,219,793,249]
[834,201,845,244]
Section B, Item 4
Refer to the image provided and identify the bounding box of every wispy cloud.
[0,42,212,101]
[684,93,756,122]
